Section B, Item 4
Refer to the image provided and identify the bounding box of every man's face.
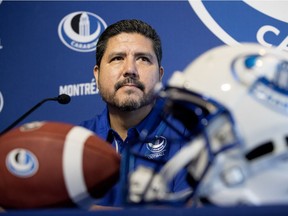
[94,33,164,111]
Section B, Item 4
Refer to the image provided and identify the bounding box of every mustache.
[115,78,145,91]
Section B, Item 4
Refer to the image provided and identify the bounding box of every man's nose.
[123,59,139,78]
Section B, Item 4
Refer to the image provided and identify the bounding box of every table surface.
[3,205,288,216]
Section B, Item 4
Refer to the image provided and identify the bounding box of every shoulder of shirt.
[78,107,109,133]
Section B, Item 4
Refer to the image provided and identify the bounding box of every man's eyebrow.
[107,52,155,59]
[107,52,126,59]
[134,52,155,59]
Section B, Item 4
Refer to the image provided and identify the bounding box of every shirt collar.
[102,99,165,141]
[134,99,165,138]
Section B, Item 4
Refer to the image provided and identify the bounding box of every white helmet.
[128,43,288,206]
[166,43,288,206]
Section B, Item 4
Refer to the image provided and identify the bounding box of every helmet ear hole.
[245,141,274,161]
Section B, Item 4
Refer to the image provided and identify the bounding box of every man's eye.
[111,56,123,62]
[139,57,151,62]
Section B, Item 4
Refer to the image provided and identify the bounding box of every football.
[0,121,120,209]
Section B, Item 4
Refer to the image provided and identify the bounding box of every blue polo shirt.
[79,99,191,206]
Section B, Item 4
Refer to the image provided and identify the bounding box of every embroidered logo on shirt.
[145,136,167,159]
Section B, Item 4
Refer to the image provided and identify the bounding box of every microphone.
[0,94,71,136]
[53,94,71,104]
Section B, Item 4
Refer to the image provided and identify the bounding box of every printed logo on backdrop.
[0,91,4,113]
[0,38,3,50]
[58,11,107,52]
[189,0,288,51]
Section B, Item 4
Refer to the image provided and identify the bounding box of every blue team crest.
[58,11,107,52]
[145,136,167,159]
[189,1,288,51]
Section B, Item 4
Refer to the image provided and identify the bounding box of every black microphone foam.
[56,94,71,104]
[0,94,71,136]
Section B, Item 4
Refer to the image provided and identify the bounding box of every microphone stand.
[0,95,70,136]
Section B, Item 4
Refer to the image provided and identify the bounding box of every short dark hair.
[96,19,162,67]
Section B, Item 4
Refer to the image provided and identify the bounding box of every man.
[80,19,190,207]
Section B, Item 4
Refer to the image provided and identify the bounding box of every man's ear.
[94,65,99,87]
[159,66,164,81]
